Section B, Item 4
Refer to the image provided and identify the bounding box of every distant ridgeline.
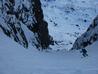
[0,0,53,50]
[72,15,98,50]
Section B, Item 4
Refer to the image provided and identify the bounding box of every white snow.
[41,0,98,50]
[0,0,98,74]
[0,32,98,74]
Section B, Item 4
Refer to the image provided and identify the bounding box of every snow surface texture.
[41,0,98,50]
[0,31,98,74]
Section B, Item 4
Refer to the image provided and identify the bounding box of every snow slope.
[41,0,98,50]
[0,32,98,74]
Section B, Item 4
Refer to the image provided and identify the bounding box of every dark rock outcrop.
[0,0,53,49]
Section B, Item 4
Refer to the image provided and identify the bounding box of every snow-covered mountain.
[0,0,52,50]
[72,15,98,50]
[0,0,98,74]
[0,0,98,50]
[41,0,98,50]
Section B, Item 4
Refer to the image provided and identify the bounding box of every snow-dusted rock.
[72,15,98,50]
[0,0,52,49]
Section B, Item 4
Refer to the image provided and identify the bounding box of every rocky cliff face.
[72,15,98,50]
[0,0,52,49]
